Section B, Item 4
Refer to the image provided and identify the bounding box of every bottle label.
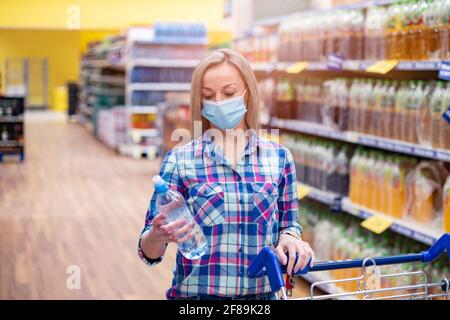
[438,61,450,81]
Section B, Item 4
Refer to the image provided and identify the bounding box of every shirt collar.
[199,130,259,160]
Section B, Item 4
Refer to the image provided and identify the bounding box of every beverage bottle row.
[278,9,365,62]
[349,147,450,229]
[131,44,207,60]
[130,67,194,83]
[350,149,420,218]
[234,29,278,63]
[269,77,450,150]
[283,134,350,196]
[131,91,165,106]
[275,0,449,62]
[346,79,450,149]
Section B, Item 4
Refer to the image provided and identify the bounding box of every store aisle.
[0,111,177,299]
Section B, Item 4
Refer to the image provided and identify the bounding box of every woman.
[138,49,315,300]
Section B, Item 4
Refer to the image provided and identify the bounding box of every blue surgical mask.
[201,89,247,130]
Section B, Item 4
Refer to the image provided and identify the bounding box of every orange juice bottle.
[412,165,436,223]
[442,175,450,232]
[384,157,394,216]
[391,157,406,219]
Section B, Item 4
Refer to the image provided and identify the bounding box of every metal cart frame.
[248,233,450,300]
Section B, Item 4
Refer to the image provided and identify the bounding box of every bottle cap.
[152,175,169,194]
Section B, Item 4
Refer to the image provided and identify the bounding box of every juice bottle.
[442,175,450,232]
[417,80,433,146]
[416,0,429,60]
[412,165,436,223]
[427,0,443,59]
[441,83,450,150]
[394,81,407,141]
[350,149,362,204]
[440,0,450,59]
[371,80,383,136]
[402,81,419,144]
[384,156,395,216]
[430,82,444,148]
[391,157,406,219]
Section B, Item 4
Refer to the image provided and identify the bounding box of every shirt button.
[238,247,242,252]
[239,199,244,204]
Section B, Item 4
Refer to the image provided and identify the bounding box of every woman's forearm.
[140,229,167,259]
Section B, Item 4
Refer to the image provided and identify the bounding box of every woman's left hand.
[275,234,315,276]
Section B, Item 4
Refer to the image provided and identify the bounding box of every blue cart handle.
[248,233,450,294]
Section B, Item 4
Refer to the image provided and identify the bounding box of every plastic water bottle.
[152,175,208,260]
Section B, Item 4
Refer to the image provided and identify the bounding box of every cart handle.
[248,233,450,294]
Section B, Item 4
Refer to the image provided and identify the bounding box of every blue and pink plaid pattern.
[138,133,301,299]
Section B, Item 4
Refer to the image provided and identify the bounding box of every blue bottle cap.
[152,175,169,194]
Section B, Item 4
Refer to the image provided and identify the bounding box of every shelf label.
[297,184,311,200]
[286,61,309,74]
[443,106,450,124]
[361,215,393,234]
[414,147,435,158]
[438,60,450,81]
[327,54,344,70]
[366,60,398,74]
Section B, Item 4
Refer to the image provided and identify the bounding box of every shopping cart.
[248,233,450,300]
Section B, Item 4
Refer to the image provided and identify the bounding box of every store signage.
[438,61,450,81]
[366,60,398,74]
[327,54,344,70]
[443,106,450,124]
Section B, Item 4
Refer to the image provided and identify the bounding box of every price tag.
[361,215,393,234]
[297,184,311,200]
[366,60,399,74]
[438,60,450,81]
[286,61,309,74]
[442,106,450,124]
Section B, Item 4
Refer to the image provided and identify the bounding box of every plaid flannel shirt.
[138,133,301,299]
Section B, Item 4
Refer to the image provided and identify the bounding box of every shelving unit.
[252,60,442,74]
[273,118,450,162]
[121,24,207,160]
[78,23,207,159]
[0,96,25,162]
[245,0,450,298]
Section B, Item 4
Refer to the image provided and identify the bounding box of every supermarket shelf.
[0,115,24,123]
[129,82,191,91]
[300,273,357,300]
[126,106,159,114]
[87,87,124,97]
[341,198,442,246]
[130,128,159,138]
[130,38,208,46]
[296,180,442,245]
[271,118,450,162]
[88,74,125,86]
[0,141,24,148]
[297,182,342,211]
[252,60,441,73]
[81,59,125,71]
[119,143,159,160]
[130,58,199,68]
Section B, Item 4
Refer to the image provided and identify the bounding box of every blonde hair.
[190,49,260,138]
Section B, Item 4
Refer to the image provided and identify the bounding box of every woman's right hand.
[148,211,195,244]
